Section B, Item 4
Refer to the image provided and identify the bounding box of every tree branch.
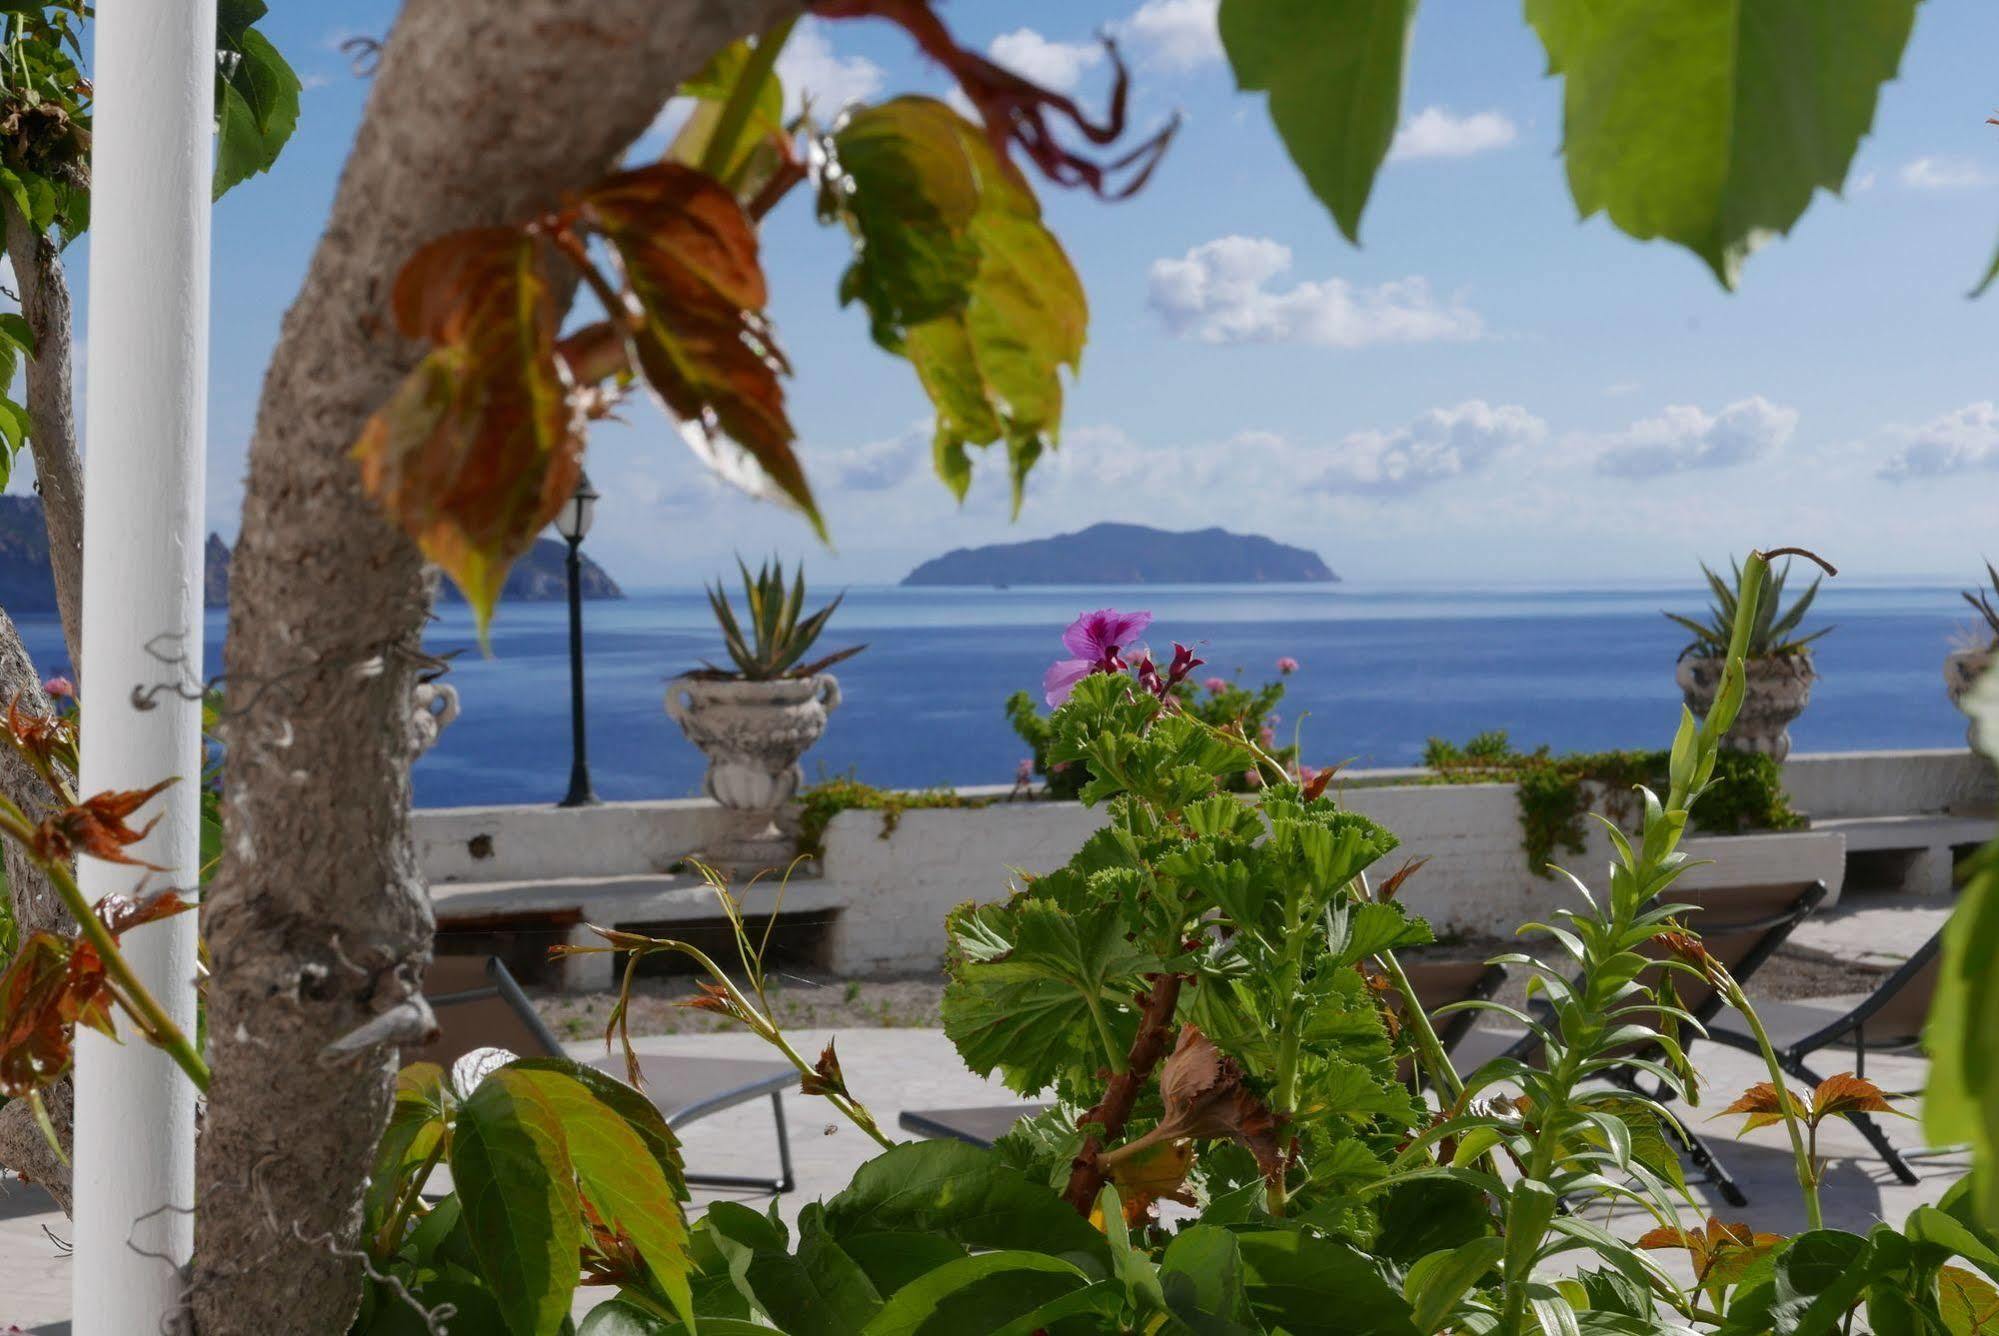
[190,2,801,1331]
[3,204,84,674]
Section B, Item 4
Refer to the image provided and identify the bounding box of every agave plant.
[702,557,863,680]
[1666,556,1830,660]
[1963,560,1999,651]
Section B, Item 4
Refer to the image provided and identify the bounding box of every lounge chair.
[1497,879,1828,1207]
[411,955,800,1194]
[1706,927,1941,1185]
[898,961,1508,1149]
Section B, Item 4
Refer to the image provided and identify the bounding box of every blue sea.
[9,582,1981,808]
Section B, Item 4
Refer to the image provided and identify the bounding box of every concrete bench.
[1811,814,1995,896]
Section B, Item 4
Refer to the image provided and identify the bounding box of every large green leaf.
[213,15,301,199]
[1160,1224,1254,1333]
[449,1067,584,1336]
[1525,0,1921,288]
[823,1140,1112,1277]
[1236,1229,1421,1335]
[502,1065,696,1326]
[858,1251,1094,1336]
[1219,0,1417,245]
[824,97,1086,512]
[1926,668,1999,1222]
[705,1201,883,1334]
[944,893,1156,1094]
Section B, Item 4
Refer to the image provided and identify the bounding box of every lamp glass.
[556,473,598,542]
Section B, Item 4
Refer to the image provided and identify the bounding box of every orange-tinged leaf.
[1636,1216,1783,1287]
[1153,1023,1283,1181]
[94,889,197,938]
[1107,1136,1196,1219]
[1810,1071,1909,1123]
[577,164,817,538]
[0,932,113,1097]
[3,693,77,796]
[1941,1265,1999,1333]
[800,1037,848,1098]
[1713,1080,1808,1135]
[31,779,177,869]
[355,226,583,639]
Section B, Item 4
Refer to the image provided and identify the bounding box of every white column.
[72,1,214,1331]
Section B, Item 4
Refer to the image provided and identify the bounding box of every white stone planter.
[1677,653,1815,762]
[1946,647,1994,750]
[665,673,841,873]
[410,681,460,760]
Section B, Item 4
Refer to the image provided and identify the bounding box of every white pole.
[72,0,214,1330]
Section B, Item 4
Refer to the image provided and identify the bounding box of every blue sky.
[14,1,1999,587]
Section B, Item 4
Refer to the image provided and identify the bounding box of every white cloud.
[1592,397,1798,477]
[1879,401,1999,479]
[1310,402,1546,495]
[1147,236,1483,348]
[823,424,928,492]
[1388,107,1518,161]
[1119,0,1222,71]
[778,19,886,118]
[1850,169,1878,193]
[988,29,1103,92]
[1899,156,1995,191]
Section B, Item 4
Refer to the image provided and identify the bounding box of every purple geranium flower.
[41,675,73,699]
[1044,608,1152,706]
[1276,656,1300,674]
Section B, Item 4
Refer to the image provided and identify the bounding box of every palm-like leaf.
[1665,557,1828,660]
[702,556,862,680]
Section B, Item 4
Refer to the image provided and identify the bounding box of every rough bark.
[0,611,71,1211]
[3,206,84,673]
[190,2,797,1330]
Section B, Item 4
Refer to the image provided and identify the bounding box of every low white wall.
[818,785,1848,975]
[411,748,1988,983]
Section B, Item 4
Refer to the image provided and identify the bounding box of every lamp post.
[555,472,599,807]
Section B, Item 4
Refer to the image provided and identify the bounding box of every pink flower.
[1259,723,1276,748]
[1298,763,1320,785]
[1276,656,1300,674]
[1203,676,1228,694]
[1044,608,1152,707]
[41,676,73,699]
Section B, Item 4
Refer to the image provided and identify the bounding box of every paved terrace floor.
[0,996,1958,1333]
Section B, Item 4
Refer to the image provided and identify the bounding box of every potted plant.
[1948,561,1999,749]
[1667,556,1830,761]
[665,559,863,872]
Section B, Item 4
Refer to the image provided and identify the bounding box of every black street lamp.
[554,472,599,807]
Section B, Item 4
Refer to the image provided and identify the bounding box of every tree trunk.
[3,207,84,674]
[190,2,796,1330]
[0,610,70,1212]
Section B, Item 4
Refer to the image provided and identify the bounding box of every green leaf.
[1160,1224,1254,1333]
[449,1066,583,1336]
[1405,1236,1506,1335]
[1236,1229,1421,1335]
[1219,0,1417,245]
[824,97,1085,511]
[705,1200,883,1334]
[823,1140,1112,1277]
[500,1065,696,1327]
[577,1300,770,1336]
[858,1251,1092,1336]
[668,38,786,188]
[213,27,302,198]
[1525,0,1921,288]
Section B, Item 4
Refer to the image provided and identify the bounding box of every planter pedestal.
[666,673,841,877]
[1946,647,1994,751]
[1677,654,1815,762]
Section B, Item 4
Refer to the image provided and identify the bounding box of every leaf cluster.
[1962,560,1999,649]
[1666,558,1830,661]
[702,557,862,682]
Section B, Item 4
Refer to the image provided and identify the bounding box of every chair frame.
[1704,928,1942,1187]
[431,956,797,1194]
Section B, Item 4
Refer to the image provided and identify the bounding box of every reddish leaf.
[1152,1024,1283,1182]
[577,165,817,537]
[94,889,197,938]
[354,226,583,635]
[1107,1137,1196,1222]
[1377,855,1429,902]
[1635,1216,1782,1287]
[799,1037,847,1098]
[31,779,176,869]
[1810,1071,1909,1123]
[1712,1080,1808,1136]
[2,693,78,796]
[0,932,112,1097]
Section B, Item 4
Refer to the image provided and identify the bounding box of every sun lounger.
[412,954,799,1193]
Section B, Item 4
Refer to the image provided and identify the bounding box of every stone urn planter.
[1676,653,1815,762]
[1946,647,1994,750]
[665,673,842,873]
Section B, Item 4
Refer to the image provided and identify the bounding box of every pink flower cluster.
[1042,609,1204,707]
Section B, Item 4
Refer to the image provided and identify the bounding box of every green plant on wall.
[1425,731,1802,873]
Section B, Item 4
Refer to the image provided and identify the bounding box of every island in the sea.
[901,522,1338,586]
[1,495,623,612]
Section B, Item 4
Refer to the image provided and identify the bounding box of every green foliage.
[1666,556,1831,660]
[1218,0,1416,245]
[703,557,862,681]
[1425,730,1802,874]
[793,778,984,859]
[1007,667,1291,800]
[1963,560,1999,650]
[819,96,1087,513]
[213,0,302,199]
